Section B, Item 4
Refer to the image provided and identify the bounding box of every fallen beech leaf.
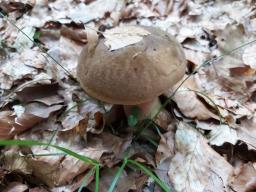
[0,56,37,89]
[79,100,105,134]
[0,111,41,139]
[13,26,35,51]
[13,131,131,187]
[60,26,87,44]
[153,109,172,131]
[29,187,48,192]
[68,0,125,23]
[2,182,28,192]
[0,103,63,139]
[168,122,233,192]
[208,124,238,146]
[88,167,137,192]
[3,146,32,174]
[173,89,219,120]
[243,44,256,70]
[229,162,256,192]
[155,157,175,191]
[237,117,256,150]
[155,131,175,164]
[230,65,256,77]
[16,83,63,106]
[103,26,151,51]
[20,48,46,69]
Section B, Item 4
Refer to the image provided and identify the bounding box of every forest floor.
[0,0,256,192]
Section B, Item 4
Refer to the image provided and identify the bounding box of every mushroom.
[77,25,186,123]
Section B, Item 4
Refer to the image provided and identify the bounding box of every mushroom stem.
[123,97,162,120]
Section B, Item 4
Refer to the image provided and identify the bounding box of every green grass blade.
[0,139,98,165]
[95,164,100,192]
[127,159,171,192]
[78,167,96,192]
[32,153,66,157]
[107,158,128,192]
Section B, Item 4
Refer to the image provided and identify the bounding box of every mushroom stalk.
[123,97,162,120]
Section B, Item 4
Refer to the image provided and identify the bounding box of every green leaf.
[127,159,171,192]
[108,158,128,192]
[95,164,100,192]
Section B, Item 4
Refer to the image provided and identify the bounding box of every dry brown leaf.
[237,117,256,150]
[68,0,125,23]
[168,122,233,192]
[3,146,32,174]
[174,89,220,120]
[16,83,63,105]
[2,182,28,192]
[155,131,175,164]
[29,187,49,192]
[88,167,137,192]
[60,25,87,44]
[10,131,131,187]
[155,157,175,191]
[0,103,63,139]
[153,109,172,130]
[0,53,37,89]
[229,162,256,192]
[17,131,105,187]
[46,36,83,80]
[103,26,151,51]
[0,110,42,139]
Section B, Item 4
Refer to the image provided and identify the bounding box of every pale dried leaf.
[68,0,125,23]
[155,131,175,164]
[208,124,238,146]
[168,122,233,192]
[2,182,28,192]
[103,26,151,51]
[243,44,256,69]
[13,26,35,51]
[3,146,32,174]
[229,162,256,192]
[173,89,219,120]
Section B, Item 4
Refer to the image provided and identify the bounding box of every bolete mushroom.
[77,25,186,123]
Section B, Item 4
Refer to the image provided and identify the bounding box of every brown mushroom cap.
[77,26,186,105]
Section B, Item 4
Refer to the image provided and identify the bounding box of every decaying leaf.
[229,162,256,192]
[88,167,137,192]
[171,77,220,120]
[208,124,238,146]
[243,44,256,70]
[168,122,233,192]
[13,26,35,51]
[2,182,28,192]
[1,0,256,191]
[0,103,63,139]
[155,131,175,164]
[103,26,151,51]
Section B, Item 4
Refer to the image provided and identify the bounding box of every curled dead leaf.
[0,103,63,139]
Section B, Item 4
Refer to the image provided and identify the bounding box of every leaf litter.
[0,0,256,192]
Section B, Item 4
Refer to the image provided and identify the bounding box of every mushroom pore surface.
[77,26,186,105]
